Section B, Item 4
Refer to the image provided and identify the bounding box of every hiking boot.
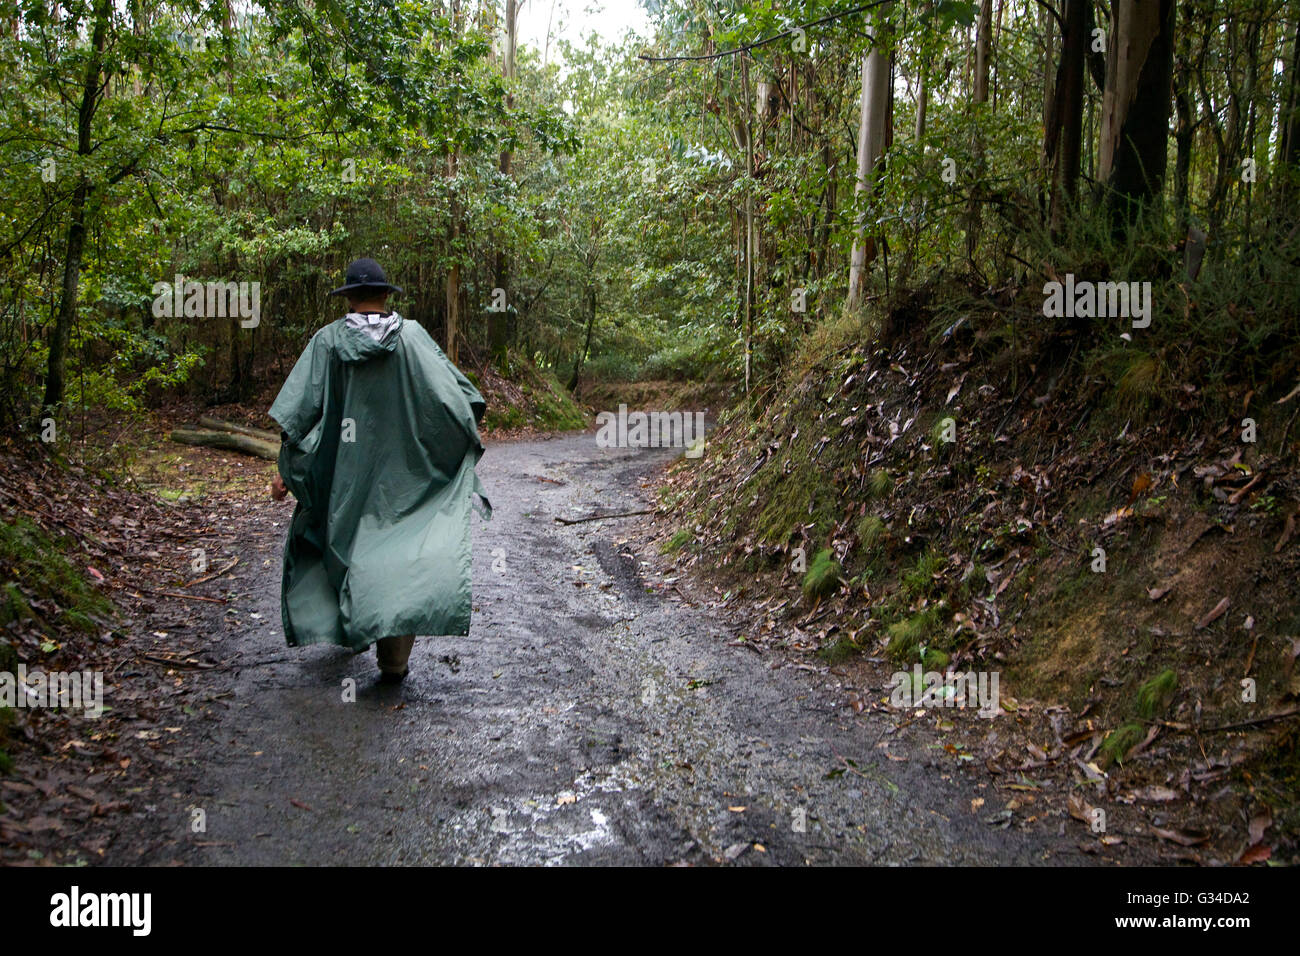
[376,634,415,682]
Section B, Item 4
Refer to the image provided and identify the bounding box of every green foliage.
[867,469,893,500]
[817,637,860,665]
[886,606,943,664]
[1100,722,1147,767]
[802,548,841,600]
[481,359,588,432]
[856,514,886,550]
[922,648,950,671]
[661,529,693,554]
[903,548,945,597]
[1135,669,1178,720]
[0,517,112,633]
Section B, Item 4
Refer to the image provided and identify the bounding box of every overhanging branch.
[637,1,893,64]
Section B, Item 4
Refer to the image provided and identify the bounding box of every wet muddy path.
[130,433,1098,865]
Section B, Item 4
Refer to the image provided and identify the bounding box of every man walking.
[268,258,490,682]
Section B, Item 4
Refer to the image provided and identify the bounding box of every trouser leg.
[375,635,415,675]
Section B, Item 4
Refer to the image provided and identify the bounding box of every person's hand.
[270,475,288,501]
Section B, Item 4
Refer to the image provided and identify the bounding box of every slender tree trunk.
[446,148,461,364]
[965,0,994,262]
[1045,0,1088,232]
[1276,11,1300,210]
[1173,4,1195,216]
[1041,0,1056,133]
[741,55,755,395]
[43,0,110,417]
[846,8,891,311]
[567,283,596,392]
[973,0,993,104]
[914,58,928,140]
[490,0,517,367]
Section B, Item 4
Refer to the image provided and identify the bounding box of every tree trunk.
[1276,12,1300,210]
[741,55,755,394]
[567,284,596,393]
[965,0,994,262]
[170,428,279,460]
[42,0,111,417]
[973,0,993,104]
[197,415,280,442]
[846,8,891,312]
[1172,4,1195,216]
[914,57,928,141]
[446,148,461,365]
[1045,0,1089,233]
[490,0,517,368]
[1099,0,1177,227]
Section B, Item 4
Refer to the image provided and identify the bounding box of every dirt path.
[117,432,1104,866]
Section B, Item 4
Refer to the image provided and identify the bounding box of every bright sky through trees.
[517,0,651,62]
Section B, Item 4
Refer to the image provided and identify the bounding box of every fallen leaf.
[1068,793,1097,824]
[1195,596,1230,630]
[1237,843,1271,864]
[723,842,749,861]
[1151,826,1210,847]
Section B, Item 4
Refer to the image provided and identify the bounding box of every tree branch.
[638,1,893,64]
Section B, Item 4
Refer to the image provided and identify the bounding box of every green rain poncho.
[268,314,490,650]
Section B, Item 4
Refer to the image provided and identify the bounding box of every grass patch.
[867,468,893,499]
[1135,669,1178,719]
[0,516,112,633]
[817,637,860,665]
[886,605,943,663]
[660,528,692,554]
[930,416,956,452]
[902,547,944,597]
[1100,721,1146,768]
[802,548,841,600]
[922,647,950,670]
[856,514,886,548]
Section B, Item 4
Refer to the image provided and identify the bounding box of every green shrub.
[1100,721,1146,767]
[660,528,692,554]
[886,606,942,663]
[856,514,886,549]
[0,517,111,632]
[802,548,841,600]
[902,547,944,596]
[1135,669,1178,719]
[867,468,893,499]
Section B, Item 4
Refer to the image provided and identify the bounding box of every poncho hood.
[269,316,490,650]
[340,311,404,361]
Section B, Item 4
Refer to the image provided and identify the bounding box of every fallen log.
[197,415,281,443]
[170,428,280,461]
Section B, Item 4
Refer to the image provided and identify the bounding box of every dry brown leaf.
[1195,596,1230,630]
[1151,826,1210,847]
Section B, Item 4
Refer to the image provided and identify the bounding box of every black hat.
[329,257,403,296]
